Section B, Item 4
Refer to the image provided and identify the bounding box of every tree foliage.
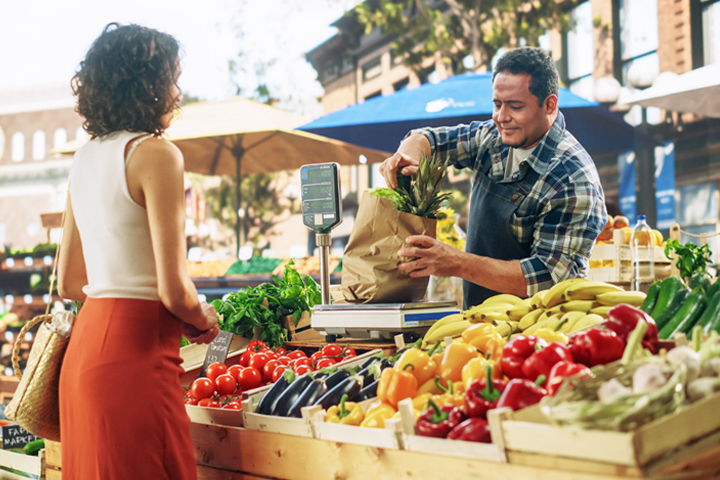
[354,0,581,75]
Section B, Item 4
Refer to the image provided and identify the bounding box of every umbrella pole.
[235,153,241,259]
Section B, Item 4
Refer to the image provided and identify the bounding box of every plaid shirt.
[411,112,607,296]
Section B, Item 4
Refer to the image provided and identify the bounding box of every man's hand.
[397,235,466,278]
[378,152,419,189]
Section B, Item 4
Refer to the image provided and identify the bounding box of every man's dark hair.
[72,23,181,138]
[492,47,559,106]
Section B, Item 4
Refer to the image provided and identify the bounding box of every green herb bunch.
[664,239,713,279]
[370,153,452,219]
[211,259,322,347]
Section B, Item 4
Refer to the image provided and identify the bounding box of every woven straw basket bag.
[5,190,73,442]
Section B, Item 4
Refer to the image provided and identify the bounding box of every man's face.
[492,71,557,149]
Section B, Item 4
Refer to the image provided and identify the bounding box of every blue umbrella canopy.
[299,72,658,155]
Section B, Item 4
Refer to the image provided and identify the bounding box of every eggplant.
[313,376,362,410]
[356,360,382,386]
[286,378,328,418]
[324,369,351,390]
[271,374,315,416]
[380,357,395,370]
[360,355,383,369]
[255,370,295,415]
[355,378,379,402]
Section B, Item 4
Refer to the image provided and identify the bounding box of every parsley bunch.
[664,239,713,279]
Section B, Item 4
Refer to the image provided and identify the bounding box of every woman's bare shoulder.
[132,136,184,172]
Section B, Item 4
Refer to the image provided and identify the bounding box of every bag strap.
[11,184,70,379]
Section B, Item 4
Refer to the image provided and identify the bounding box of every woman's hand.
[183,302,219,344]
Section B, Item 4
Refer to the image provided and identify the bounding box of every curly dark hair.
[492,47,559,106]
[72,23,181,138]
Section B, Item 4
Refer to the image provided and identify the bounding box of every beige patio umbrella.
[56,96,389,256]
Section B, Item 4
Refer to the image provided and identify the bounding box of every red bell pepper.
[521,342,573,384]
[464,364,508,419]
[569,328,625,367]
[496,376,548,411]
[602,304,659,353]
[501,335,547,379]
[416,399,466,438]
[446,417,492,443]
[546,361,592,396]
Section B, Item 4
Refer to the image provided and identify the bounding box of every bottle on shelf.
[630,214,655,291]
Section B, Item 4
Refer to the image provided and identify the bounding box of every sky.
[0,0,358,118]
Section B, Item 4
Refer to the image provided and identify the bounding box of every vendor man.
[379,47,607,308]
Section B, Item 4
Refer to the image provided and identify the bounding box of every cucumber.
[658,289,707,339]
[654,288,690,332]
[23,438,44,456]
[699,291,720,333]
[688,272,712,294]
[640,281,662,314]
[650,277,686,319]
[707,279,720,300]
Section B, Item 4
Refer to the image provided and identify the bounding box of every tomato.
[248,352,270,372]
[206,362,228,382]
[238,367,262,391]
[287,350,307,360]
[215,373,238,396]
[191,378,215,400]
[248,340,268,352]
[208,400,222,408]
[227,364,244,381]
[239,351,252,367]
[294,364,312,375]
[321,344,343,358]
[309,351,324,367]
[343,346,356,357]
[272,365,287,383]
[185,397,199,406]
[265,351,279,360]
[290,357,311,369]
[263,360,280,383]
[198,398,213,407]
[315,358,335,370]
[277,356,291,366]
[273,347,287,356]
[223,402,242,410]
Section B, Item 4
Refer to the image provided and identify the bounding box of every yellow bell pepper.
[440,342,480,384]
[533,327,569,343]
[461,356,504,388]
[364,400,397,418]
[361,408,395,428]
[427,341,445,377]
[395,348,436,386]
[412,392,433,411]
[461,323,505,363]
[391,408,421,420]
[430,376,465,408]
[326,394,364,426]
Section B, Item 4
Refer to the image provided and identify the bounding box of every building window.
[567,2,595,101]
[617,0,659,85]
[53,128,67,150]
[32,130,45,160]
[11,132,24,162]
[362,55,382,82]
[393,77,410,92]
[702,0,720,64]
[364,90,382,101]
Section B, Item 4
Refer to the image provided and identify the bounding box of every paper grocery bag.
[342,193,437,303]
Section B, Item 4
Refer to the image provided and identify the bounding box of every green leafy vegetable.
[211,259,320,347]
[664,239,713,280]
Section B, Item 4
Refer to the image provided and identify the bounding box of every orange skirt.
[59,298,197,480]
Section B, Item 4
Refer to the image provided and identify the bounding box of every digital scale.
[299,162,459,342]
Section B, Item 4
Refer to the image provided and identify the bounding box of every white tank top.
[70,131,160,300]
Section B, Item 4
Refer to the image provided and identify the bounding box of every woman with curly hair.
[56,23,218,479]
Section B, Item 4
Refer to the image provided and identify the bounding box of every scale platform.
[311,301,460,341]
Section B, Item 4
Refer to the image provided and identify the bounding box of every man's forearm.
[457,253,528,298]
[398,133,432,161]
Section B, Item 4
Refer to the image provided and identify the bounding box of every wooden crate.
[490,390,720,468]
[310,398,402,449]
[588,229,672,284]
[185,404,244,428]
[0,448,45,479]
[282,312,324,342]
[179,335,251,373]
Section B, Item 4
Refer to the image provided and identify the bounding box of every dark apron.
[463,161,540,309]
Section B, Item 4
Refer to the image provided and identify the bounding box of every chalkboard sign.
[200,330,234,377]
[2,424,39,450]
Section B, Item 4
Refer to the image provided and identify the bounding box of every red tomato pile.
[184,340,357,408]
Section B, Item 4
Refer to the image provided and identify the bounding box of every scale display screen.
[300,163,342,233]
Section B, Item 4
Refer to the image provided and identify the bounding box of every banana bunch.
[422,278,647,346]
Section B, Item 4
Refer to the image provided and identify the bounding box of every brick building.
[306,0,720,244]
[0,84,84,250]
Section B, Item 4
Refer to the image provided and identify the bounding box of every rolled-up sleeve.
[520,175,607,296]
[407,120,494,170]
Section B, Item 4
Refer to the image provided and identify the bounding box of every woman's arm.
[127,138,215,331]
[57,198,88,303]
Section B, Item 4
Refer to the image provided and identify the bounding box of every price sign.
[200,330,234,377]
[2,424,39,450]
[300,163,342,234]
